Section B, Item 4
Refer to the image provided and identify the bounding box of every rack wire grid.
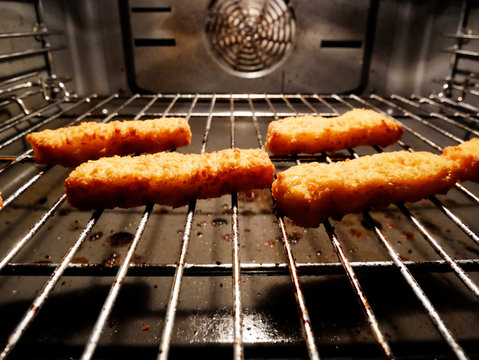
[0,92,478,360]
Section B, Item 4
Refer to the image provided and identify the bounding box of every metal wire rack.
[0,92,478,359]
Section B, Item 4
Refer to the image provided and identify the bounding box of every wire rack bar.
[337,96,475,358]
[0,96,93,151]
[0,46,66,62]
[230,96,244,360]
[392,95,479,136]
[81,205,153,360]
[0,95,144,359]
[349,95,442,151]
[0,95,116,182]
[3,259,479,277]
[371,94,464,144]
[364,211,468,360]
[0,30,63,39]
[285,95,394,359]
[157,94,203,360]
[0,194,66,272]
[356,95,479,243]
[443,32,479,40]
[336,96,479,294]
[0,164,52,210]
[251,98,320,360]
[429,94,479,114]
[276,215,321,360]
[0,98,64,134]
[324,95,473,358]
[0,70,43,88]
[80,95,162,359]
[397,202,479,299]
[443,48,479,58]
[0,95,118,212]
[0,209,103,360]
[410,94,479,120]
[0,93,477,359]
[416,100,479,131]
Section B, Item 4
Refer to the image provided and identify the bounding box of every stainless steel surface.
[1,0,479,358]
[127,0,372,93]
[205,0,296,78]
[0,93,478,359]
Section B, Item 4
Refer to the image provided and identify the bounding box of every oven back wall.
[126,0,372,94]
[26,0,469,97]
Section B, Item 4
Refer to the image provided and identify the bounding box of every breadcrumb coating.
[265,108,403,155]
[26,117,191,167]
[443,138,479,182]
[272,151,458,227]
[65,148,275,210]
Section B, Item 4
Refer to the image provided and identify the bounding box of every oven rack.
[0,93,478,360]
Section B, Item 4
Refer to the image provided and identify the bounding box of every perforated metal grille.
[205,0,295,77]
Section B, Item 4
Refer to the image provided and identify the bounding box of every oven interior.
[1,0,479,359]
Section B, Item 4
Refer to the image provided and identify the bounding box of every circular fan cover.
[206,0,295,78]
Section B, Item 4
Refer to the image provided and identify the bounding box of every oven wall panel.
[20,0,469,97]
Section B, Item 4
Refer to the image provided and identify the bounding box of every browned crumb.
[272,150,458,227]
[265,108,403,155]
[26,117,191,167]
[443,138,479,182]
[65,148,275,210]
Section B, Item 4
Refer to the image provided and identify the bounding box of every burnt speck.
[222,208,233,215]
[266,239,278,248]
[197,232,203,238]
[58,209,71,216]
[35,259,52,264]
[89,231,103,241]
[385,222,397,229]
[289,232,302,244]
[216,261,222,265]
[45,255,51,260]
[219,283,223,287]
[72,257,89,264]
[37,197,47,205]
[401,232,415,241]
[422,220,440,232]
[157,207,169,214]
[222,233,232,242]
[361,217,382,230]
[238,191,256,202]
[212,218,227,227]
[108,232,133,247]
[348,229,362,238]
[69,220,80,231]
[445,198,458,205]
[240,210,255,216]
[103,253,121,267]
